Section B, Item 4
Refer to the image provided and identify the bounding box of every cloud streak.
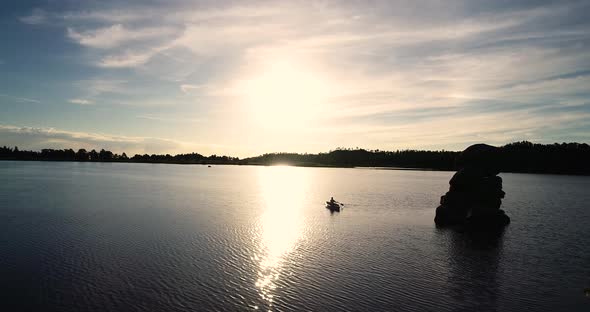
[0,94,41,104]
[68,98,93,105]
[19,8,47,25]
[67,24,179,49]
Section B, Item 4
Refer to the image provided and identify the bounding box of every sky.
[1,0,589,157]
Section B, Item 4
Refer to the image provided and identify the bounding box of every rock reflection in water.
[254,167,308,310]
[438,227,506,311]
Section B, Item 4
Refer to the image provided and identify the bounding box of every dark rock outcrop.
[435,144,510,228]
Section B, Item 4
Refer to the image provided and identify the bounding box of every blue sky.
[1,0,589,157]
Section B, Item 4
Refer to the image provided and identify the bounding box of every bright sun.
[237,56,333,130]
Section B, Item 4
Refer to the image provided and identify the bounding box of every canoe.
[326,202,341,212]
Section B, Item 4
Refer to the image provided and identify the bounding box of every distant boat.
[326,200,342,212]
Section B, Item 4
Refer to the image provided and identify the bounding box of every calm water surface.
[1,161,589,311]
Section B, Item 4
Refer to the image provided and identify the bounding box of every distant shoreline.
[2,141,589,175]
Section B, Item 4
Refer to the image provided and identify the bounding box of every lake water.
[1,161,589,311]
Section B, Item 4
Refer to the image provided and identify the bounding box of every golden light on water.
[254,166,308,308]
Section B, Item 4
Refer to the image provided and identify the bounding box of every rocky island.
[435,144,510,228]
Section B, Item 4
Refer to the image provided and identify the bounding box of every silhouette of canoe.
[326,202,341,212]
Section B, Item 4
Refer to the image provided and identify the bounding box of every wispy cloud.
[180,84,205,94]
[75,79,128,96]
[19,8,47,25]
[67,24,179,49]
[68,98,93,105]
[0,94,41,104]
[136,114,201,123]
[98,51,154,68]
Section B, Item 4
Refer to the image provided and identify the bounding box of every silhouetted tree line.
[0,147,238,164]
[1,141,589,174]
[499,141,590,174]
[241,141,590,174]
[240,148,457,170]
[128,152,239,164]
[0,147,124,161]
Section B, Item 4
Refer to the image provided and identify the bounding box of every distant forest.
[1,141,589,175]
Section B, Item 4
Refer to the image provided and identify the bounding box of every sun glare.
[238,56,333,130]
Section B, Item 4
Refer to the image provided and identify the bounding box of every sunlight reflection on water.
[254,166,308,310]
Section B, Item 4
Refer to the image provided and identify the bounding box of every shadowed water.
[1,161,589,311]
